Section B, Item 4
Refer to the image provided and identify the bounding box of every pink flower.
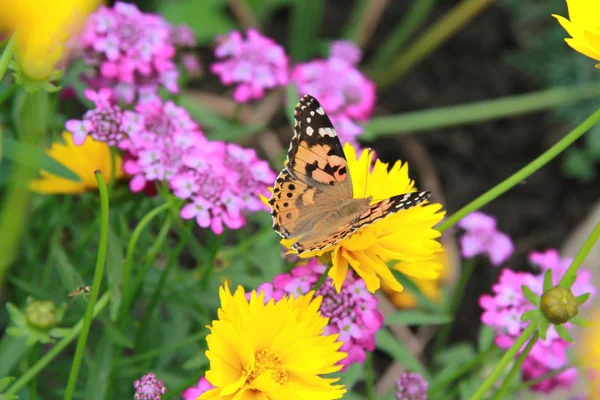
[458,211,514,266]
[134,373,166,399]
[181,53,203,77]
[329,40,362,65]
[182,376,212,400]
[291,48,375,147]
[79,2,184,103]
[479,249,597,394]
[396,372,428,400]
[252,259,384,370]
[211,29,289,103]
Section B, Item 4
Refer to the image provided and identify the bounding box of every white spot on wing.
[318,127,336,137]
[306,117,311,123]
[316,107,325,115]
[310,111,315,116]
[306,126,314,136]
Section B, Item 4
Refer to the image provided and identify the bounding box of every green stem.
[119,202,171,321]
[365,352,375,400]
[373,0,494,86]
[368,0,439,70]
[311,265,331,291]
[438,107,600,233]
[469,318,540,400]
[362,84,600,139]
[0,90,48,289]
[288,0,323,61]
[492,332,539,400]
[433,257,476,354]
[64,172,110,400]
[558,219,600,287]
[5,292,111,395]
[0,35,15,83]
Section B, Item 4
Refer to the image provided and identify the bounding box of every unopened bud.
[540,287,578,324]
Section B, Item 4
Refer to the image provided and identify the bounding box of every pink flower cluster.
[251,259,384,370]
[480,249,596,393]
[291,40,375,147]
[79,2,184,104]
[134,373,166,400]
[396,372,429,400]
[458,211,514,266]
[211,29,289,103]
[182,377,213,400]
[67,88,274,235]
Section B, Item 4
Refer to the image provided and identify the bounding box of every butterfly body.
[269,94,431,255]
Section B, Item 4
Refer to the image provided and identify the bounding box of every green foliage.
[501,0,600,181]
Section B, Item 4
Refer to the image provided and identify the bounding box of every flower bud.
[540,286,578,324]
[25,300,57,331]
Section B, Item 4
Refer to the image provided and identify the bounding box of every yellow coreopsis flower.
[201,284,347,400]
[30,131,124,194]
[269,144,445,294]
[553,0,600,64]
[578,311,600,396]
[0,0,101,81]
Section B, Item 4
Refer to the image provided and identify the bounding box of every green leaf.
[570,315,593,327]
[435,342,475,367]
[101,319,133,348]
[521,309,538,322]
[182,352,209,370]
[159,0,235,44]
[555,324,574,343]
[563,148,596,182]
[543,269,553,291]
[106,225,124,321]
[385,310,451,326]
[207,122,265,142]
[538,319,550,341]
[0,377,14,392]
[288,0,324,61]
[2,137,81,183]
[392,270,440,312]
[178,94,229,130]
[375,329,429,378]
[521,285,540,307]
[246,0,292,22]
[285,83,299,127]
[85,336,113,400]
[576,293,591,305]
[477,325,495,352]
[337,363,363,390]
[0,336,27,379]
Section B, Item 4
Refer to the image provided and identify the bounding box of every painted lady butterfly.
[269,94,431,254]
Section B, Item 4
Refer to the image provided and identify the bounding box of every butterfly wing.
[286,94,353,198]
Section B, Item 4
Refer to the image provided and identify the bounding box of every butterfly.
[268,94,431,255]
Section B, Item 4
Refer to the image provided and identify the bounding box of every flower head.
[291,44,375,146]
[329,40,362,65]
[133,373,167,400]
[79,2,181,103]
[30,131,124,194]
[396,372,428,400]
[253,259,384,369]
[6,298,67,346]
[211,29,289,103]
[182,377,213,400]
[0,0,100,82]
[201,283,346,399]
[275,144,444,294]
[458,211,514,266]
[553,0,600,64]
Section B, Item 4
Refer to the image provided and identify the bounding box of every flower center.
[247,350,288,385]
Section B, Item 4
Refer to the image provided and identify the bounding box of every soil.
[272,0,600,345]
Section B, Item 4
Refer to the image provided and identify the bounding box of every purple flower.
[79,2,183,104]
[479,249,597,393]
[181,53,203,77]
[251,259,384,370]
[458,211,514,266]
[134,373,166,400]
[182,376,213,400]
[211,29,289,103]
[170,25,197,48]
[291,44,375,147]
[66,88,143,146]
[396,372,428,400]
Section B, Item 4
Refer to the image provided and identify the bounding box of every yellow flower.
[553,0,600,64]
[201,284,346,400]
[385,249,449,309]
[0,0,101,81]
[273,144,445,294]
[30,132,124,194]
[578,310,600,396]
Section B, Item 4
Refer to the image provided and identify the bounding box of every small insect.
[268,94,431,254]
[68,286,91,299]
